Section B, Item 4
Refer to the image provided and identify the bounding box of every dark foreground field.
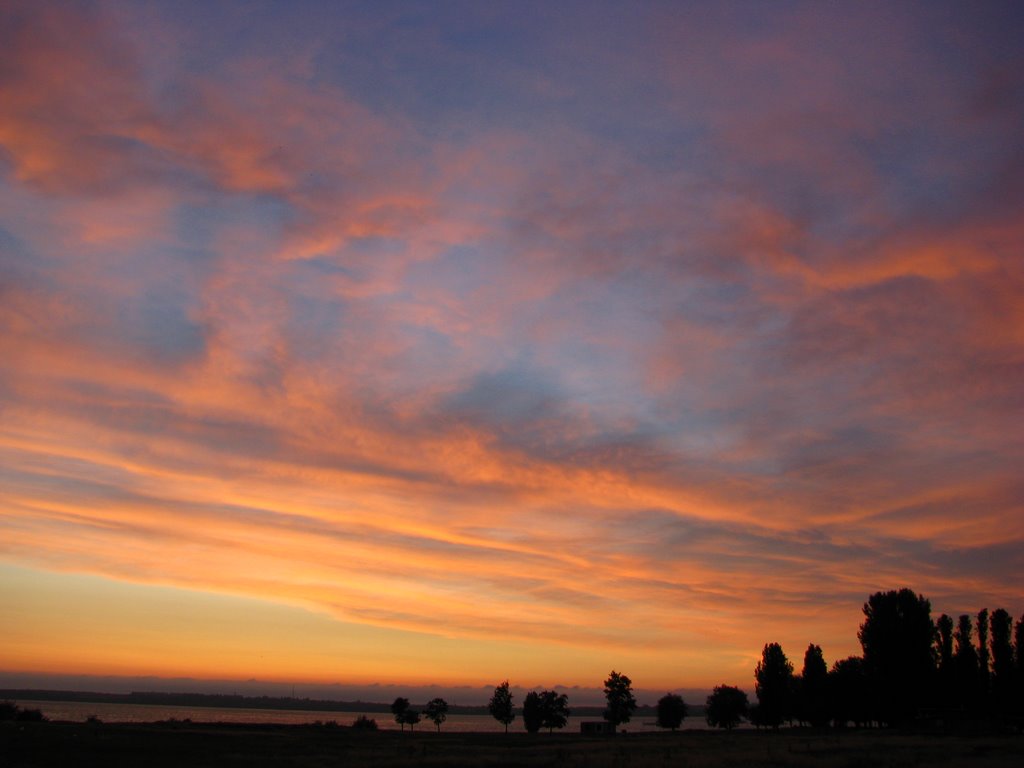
[3,721,1023,768]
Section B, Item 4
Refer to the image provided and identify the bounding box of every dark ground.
[3,721,1023,768]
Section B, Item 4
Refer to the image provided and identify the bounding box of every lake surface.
[14,700,715,732]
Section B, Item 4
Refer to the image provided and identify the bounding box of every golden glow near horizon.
[1,1,1022,694]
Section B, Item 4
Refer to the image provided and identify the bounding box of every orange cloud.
[1,0,1022,691]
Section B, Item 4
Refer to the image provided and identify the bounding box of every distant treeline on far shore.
[0,689,657,719]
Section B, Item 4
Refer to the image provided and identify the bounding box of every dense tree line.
[384,589,1022,735]
[748,589,1024,729]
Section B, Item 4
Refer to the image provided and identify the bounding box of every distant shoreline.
[0,689,660,718]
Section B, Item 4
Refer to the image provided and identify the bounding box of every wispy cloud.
[1,0,1022,688]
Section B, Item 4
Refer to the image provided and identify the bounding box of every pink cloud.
[1,1,1021,689]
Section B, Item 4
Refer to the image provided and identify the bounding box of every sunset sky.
[1,0,1022,701]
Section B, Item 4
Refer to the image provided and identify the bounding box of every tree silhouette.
[754,642,793,728]
[602,670,637,730]
[403,709,421,730]
[746,702,767,729]
[858,588,935,724]
[352,714,378,730]
[750,590,1023,728]
[936,613,955,707]
[522,691,543,733]
[423,697,448,732]
[954,614,980,709]
[977,608,990,699]
[828,656,869,728]
[487,680,515,733]
[799,643,829,727]
[1016,613,1024,677]
[390,697,410,731]
[1016,613,1024,717]
[523,690,570,733]
[990,608,1014,712]
[705,685,747,730]
[936,614,954,670]
[539,690,570,733]
[655,693,687,730]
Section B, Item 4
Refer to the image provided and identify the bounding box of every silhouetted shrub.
[0,701,18,721]
[352,715,378,730]
[16,707,47,722]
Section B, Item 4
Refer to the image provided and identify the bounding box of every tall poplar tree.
[936,614,954,671]
[936,614,955,706]
[754,642,794,728]
[954,614,979,708]
[799,644,829,727]
[989,609,1014,710]
[977,608,990,698]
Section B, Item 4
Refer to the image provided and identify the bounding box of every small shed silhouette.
[580,720,615,734]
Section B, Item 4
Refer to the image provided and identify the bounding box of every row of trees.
[496,671,693,733]
[388,589,1022,734]
[393,671,728,734]
[747,589,1024,728]
[390,673,650,734]
[390,696,449,731]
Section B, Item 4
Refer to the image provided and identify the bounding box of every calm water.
[15,700,713,732]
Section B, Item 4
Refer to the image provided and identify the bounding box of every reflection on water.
[16,700,716,732]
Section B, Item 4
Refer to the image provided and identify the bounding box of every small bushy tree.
[523,691,543,733]
[522,689,570,733]
[488,680,515,733]
[352,715,378,730]
[390,697,410,731]
[540,690,570,733]
[706,685,748,730]
[655,693,687,730]
[423,698,448,732]
[603,670,637,729]
[403,709,421,730]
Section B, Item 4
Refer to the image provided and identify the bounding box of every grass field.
[3,721,1023,768]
